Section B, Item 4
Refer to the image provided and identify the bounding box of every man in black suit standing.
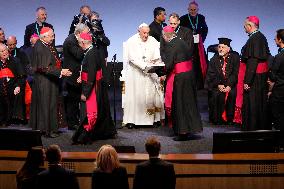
[133,137,176,189]
[23,7,54,49]
[35,144,79,189]
[63,23,89,130]
[149,7,167,42]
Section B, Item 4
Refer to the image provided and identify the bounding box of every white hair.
[138,23,149,29]
[74,23,89,34]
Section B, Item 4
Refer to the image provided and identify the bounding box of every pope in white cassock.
[121,23,165,129]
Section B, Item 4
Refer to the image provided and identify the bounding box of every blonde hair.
[95,145,120,173]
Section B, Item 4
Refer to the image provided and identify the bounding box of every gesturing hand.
[14,87,20,95]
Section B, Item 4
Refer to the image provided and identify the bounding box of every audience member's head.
[17,146,45,179]
[153,7,166,23]
[145,136,161,157]
[95,145,120,173]
[80,5,91,16]
[26,146,45,167]
[6,36,17,51]
[36,7,47,23]
[40,27,54,45]
[0,28,6,43]
[45,144,62,165]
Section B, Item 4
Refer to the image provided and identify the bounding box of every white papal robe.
[121,33,165,125]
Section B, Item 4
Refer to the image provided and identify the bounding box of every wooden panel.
[1,151,284,189]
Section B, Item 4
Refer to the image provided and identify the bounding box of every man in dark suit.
[63,23,89,130]
[133,137,176,189]
[149,7,167,42]
[35,144,80,189]
[23,7,54,48]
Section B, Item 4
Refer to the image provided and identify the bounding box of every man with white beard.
[206,38,240,125]
[121,23,164,129]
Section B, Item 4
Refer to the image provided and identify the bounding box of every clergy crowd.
[0,1,284,144]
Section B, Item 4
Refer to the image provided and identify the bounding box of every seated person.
[92,145,129,189]
[35,144,79,189]
[16,147,45,189]
[206,38,240,125]
[133,136,176,189]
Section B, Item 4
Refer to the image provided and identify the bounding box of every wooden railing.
[1,151,284,189]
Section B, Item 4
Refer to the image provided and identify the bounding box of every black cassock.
[161,26,194,61]
[162,37,202,135]
[30,40,62,134]
[72,47,116,144]
[0,57,25,125]
[11,48,30,122]
[180,14,208,89]
[241,31,270,130]
[269,49,284,145]
[206,52,240,124]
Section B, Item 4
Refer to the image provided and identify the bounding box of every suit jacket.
[24,22,54,48]
[180,13,208,42]
[35,165,79,189]
[92,166,129,189]
[269,50,284,102]
[149,21,166,42]
[62,33,84,86]
[133,158,176,189]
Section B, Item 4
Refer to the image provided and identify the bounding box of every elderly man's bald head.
[0,43,9,60]
[6,36,17,51]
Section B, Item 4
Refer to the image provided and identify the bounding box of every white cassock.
[121,33,165,125]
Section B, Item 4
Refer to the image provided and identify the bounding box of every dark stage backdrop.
[0,0,283,61]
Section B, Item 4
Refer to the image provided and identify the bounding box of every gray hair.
[245,19,259,29]
[169,13,180,20]
[74,23,89,35]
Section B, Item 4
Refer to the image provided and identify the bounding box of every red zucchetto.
[80,32,92,41]
[163,26,175,33]
[30,33,39,39]
[247,16,260,27]
[40,27,52,35]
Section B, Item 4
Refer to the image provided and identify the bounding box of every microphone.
[113,54,117,61]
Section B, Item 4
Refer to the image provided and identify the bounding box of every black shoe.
[44,132,60,138]
[68,125,79,130]
[173,135,188,141]
[77,130,92,145]
[126,123,135,129]
[226,121,234,126]
[153,121,161,128]
[50,133,60,138]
